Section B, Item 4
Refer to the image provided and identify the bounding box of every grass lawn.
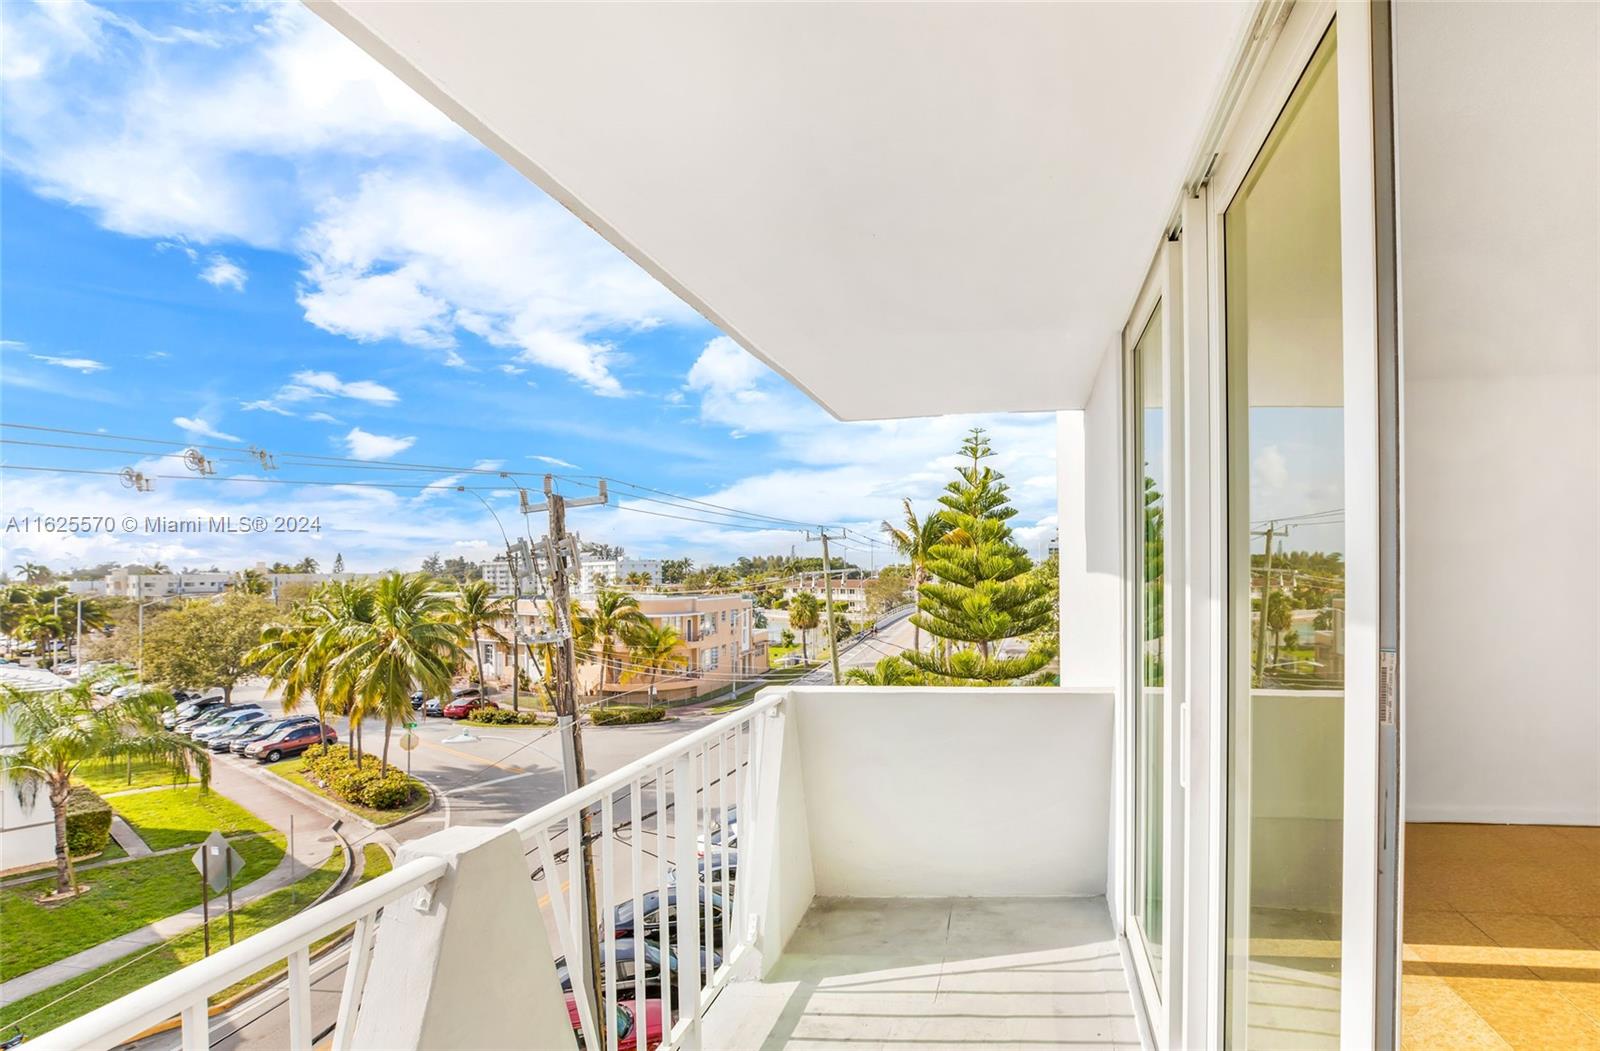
[0,846,344,1038]
[74,758,199,796]
[112,786,272,851]
[358,844,393,885]
[264,756,430,826]
[0,833,285,983]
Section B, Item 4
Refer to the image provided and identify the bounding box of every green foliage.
[577,589,647,686]
[590,705,666,725]
[0,679,209,894]
[466,706,543,725]
[779,629,796,647]
[864,563,913,613]
[141,592,276,697]
[300,744,420,811]
[789,592,820,661]
[843,655,924,686]
[63,787,112,857]
[620,620,687,684]
[904,428,1056,684]
[660,557,694,584]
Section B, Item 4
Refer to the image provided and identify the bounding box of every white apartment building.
[100,564,366,600]
[477,555,663,597]
[50,5,1598,1051]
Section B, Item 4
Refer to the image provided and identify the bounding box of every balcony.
[33,686,1125,1051]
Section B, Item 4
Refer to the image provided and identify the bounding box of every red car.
[566,995,662,1051]
[442,697,493,719]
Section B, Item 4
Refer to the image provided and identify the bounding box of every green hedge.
[465,707,544,726]
[590,705,667,726]
[300,745,420,812]
[64,786,113,857]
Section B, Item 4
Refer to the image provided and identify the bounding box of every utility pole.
[521,476,607,1048]
[1253,521,1278,685]
[507,543,523,713]
[807,529,843,683]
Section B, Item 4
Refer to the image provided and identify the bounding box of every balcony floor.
[704,896,1140,1050]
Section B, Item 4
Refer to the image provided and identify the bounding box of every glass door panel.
[1132,302,1168,994]
[1223,26,1346,1049]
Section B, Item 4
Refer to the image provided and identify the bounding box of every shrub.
[466,707,543,726]
[360,772,414,810]
[64,786,113,857]
[590,705,667,726]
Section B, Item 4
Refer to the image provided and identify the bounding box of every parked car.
[245,722,337,763]
[193,709,270,743]
[410,691,425,711]
[230,716,319,755]
[451,686,482,699]
[209,714,306,752]
[179,703,262,736]
[165,697,226,729]
[443,696,494,719]
[696,805,737,856]
[566,995,661,1051]
[612,886,730,950]
[423,697,445,717]
[553,939,721,999]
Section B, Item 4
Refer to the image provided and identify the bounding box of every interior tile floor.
[704,896,1139,1050]
[1402,823,1600,1050]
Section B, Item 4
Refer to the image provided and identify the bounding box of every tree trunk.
[49,777,75,896]
[222,682,232,701]
[380,715,392,775]
[472,629,485,690]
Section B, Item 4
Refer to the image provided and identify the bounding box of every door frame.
[1120,240,1186,1047]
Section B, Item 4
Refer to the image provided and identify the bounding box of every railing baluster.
[700,742,714,983]
[331,913,375,1051]
[630,778,646,1042]
[287,947,313,1050]
[718,731,732,968]
[602,792,618,1051]
[736,718,754,950]
[180,995,208,1051]
[656,765,673,1046]
[674,749,702,1050]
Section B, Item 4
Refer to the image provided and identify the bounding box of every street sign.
[405,721,418,730]
[192,831,245,894]
[399,731,420,751]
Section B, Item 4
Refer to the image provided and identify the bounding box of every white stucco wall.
[784,687,1113,898]
[1058,341,1125,689]
[1395,1,1600,825]
[1,712,57,872]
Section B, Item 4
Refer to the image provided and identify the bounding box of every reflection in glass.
[1133,303,1166,990]
[1223,26,1346,1049]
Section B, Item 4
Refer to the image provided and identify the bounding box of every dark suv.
[244,722,337,763]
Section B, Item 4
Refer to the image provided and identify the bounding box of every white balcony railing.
[30,693,781,1051]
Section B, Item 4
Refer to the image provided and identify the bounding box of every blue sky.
[0,1,1058,573]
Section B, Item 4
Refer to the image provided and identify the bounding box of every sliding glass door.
[1221,24,1348,1050]
[1131,300,1169,1003]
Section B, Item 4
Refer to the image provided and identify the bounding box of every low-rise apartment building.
[99,564,367,600]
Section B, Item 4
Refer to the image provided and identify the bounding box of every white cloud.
[199,253,247,290]
[173,416,241,442]
[687,336,769,395]
[531,455,578,469]
[306,411,340,424]
[295,171,695,395]
[344,427,415,461]
[30,353,108,373]
[243,370,399,415]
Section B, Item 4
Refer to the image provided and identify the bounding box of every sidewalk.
[0,761,340,1008]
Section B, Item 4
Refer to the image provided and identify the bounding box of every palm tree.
[621,621,687,689]
[453,579,512,693]
[306,580,379,758]
[332,574,465,773]
[248,619,333,746]
[16,607,64,662]
[234,568,270,596]
[576,589,647,689]
[843,654,922,686]
[881,498,948,655]
[789,592,821,662]
[0,680,209,895]
[12,562,52,584]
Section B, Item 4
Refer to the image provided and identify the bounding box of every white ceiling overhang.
[311,1,1257,420]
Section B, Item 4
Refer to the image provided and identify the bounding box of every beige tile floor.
[1402,823,1600,1051]
[704,897,1138,1051]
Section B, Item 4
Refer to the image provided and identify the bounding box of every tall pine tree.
[904,429,1055,684]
